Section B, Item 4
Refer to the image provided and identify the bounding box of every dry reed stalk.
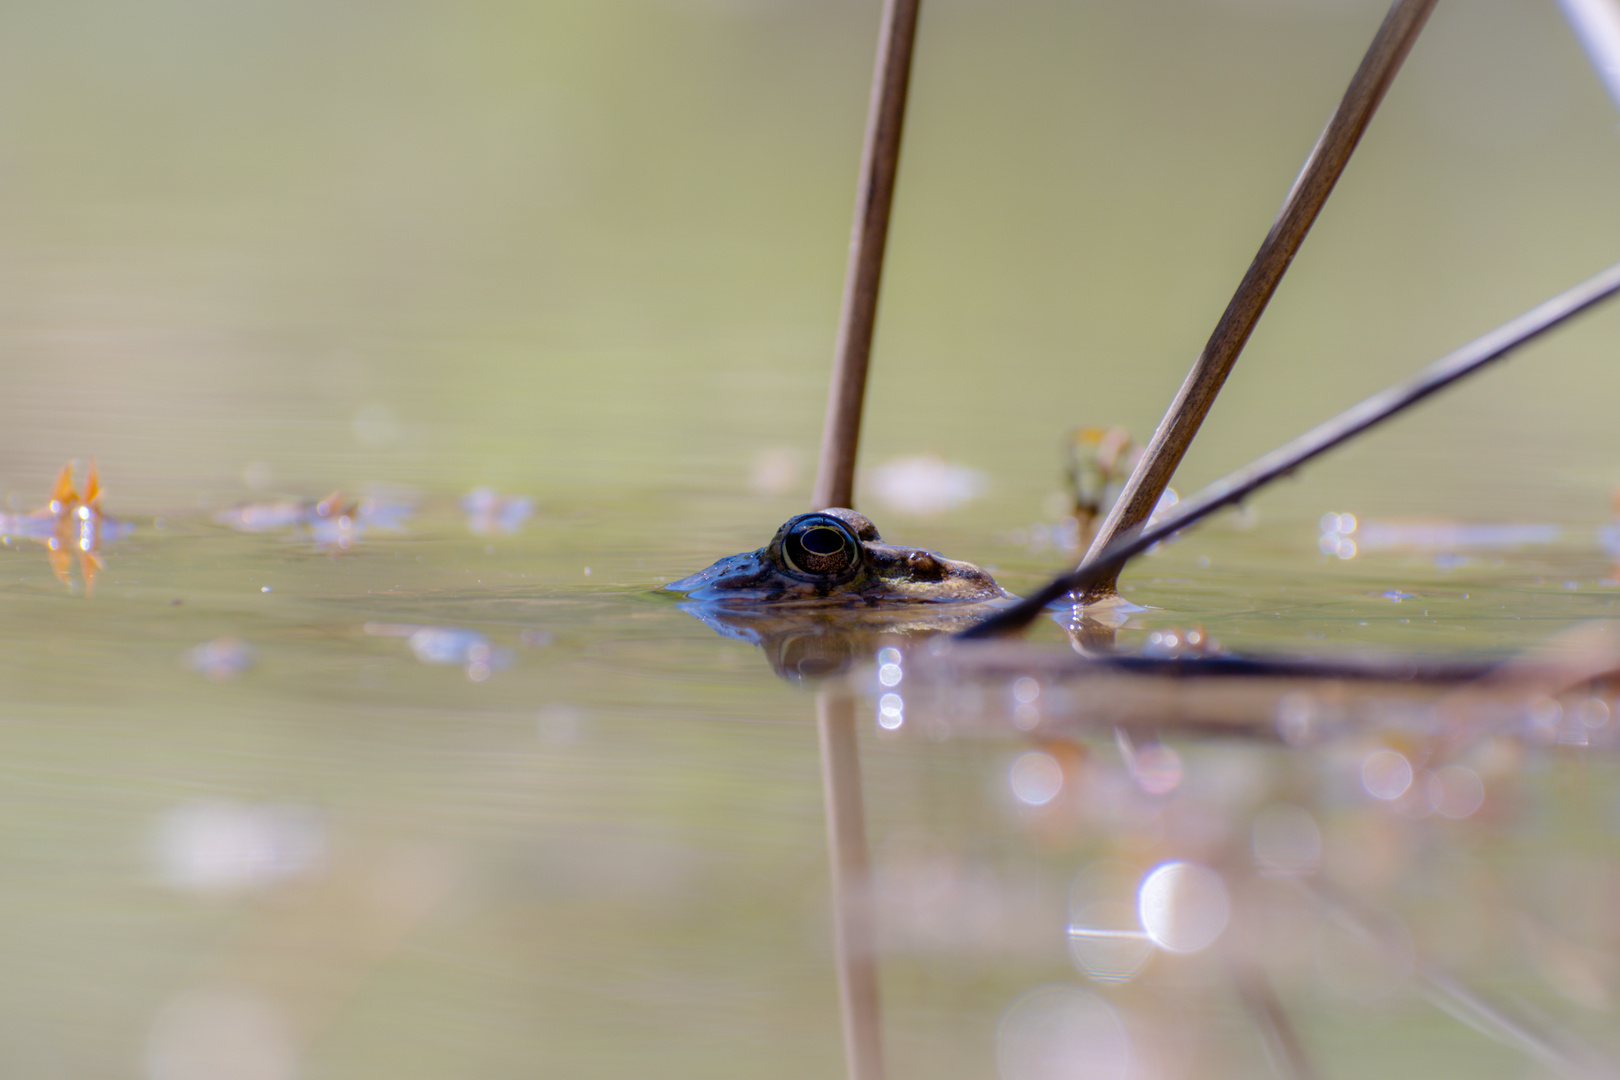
[1076,0,1438,600]
[813,0,922,512]
[961,259,1620,639]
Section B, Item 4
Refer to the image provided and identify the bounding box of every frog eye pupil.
[783,521,857,577]
[800,528,843,557]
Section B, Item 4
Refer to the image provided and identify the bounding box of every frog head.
[666,508,1009,606]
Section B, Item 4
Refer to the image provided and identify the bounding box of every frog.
[666,507,1011,606]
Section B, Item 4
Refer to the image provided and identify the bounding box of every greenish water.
[4,0,1620,1077]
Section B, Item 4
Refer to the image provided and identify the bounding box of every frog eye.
[781,515,861,578]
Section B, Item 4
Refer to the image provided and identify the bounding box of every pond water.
[6,1,1620,1078]
[6,467,1620,1080]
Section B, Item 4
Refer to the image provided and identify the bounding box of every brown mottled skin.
[666,508,1010,606]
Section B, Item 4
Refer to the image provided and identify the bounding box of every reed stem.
[813,0,922,512]
[1076,0,1437,599]
[960,259,1620,639]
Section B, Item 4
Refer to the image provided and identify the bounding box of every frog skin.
[666,508,1011,605]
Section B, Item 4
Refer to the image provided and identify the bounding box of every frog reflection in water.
[667,508,1010,605]
[666,509,1012,681]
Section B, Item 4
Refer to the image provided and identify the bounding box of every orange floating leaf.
[83,460,101,507]
[48,464,77,510]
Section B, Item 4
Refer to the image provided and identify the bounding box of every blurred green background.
[3,0,1618,537]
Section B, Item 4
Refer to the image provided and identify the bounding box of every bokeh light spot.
[878,693,905,730]
[1426,764,1485,819]
[1132,744,1183,795]
[996,985,1130,1080]
[1137,861,1230,953]
[1577,697,1610,729]
[1361,749,1414,801]
[1010,751,1064,807]
[147,987,296,1080]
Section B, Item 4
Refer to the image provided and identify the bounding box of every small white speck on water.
[584,567,592,576]
[261,586,272,593]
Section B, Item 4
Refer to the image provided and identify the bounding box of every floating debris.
[364,622,510,681]
[461,487,533,536]
[216,500,308,533]
[217,490,413,549]
[0,462,133,594]
[1321,511,1560,558]
[1598,521,1620,559]
[183,637,256,682]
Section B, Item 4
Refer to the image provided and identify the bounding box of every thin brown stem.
[813,0,922,512]
[1078,0,1437,599]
